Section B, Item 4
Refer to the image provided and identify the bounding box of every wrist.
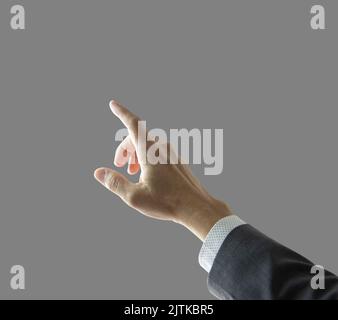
[177,196,232,241]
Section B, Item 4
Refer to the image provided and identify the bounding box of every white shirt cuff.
[198,215,246,273]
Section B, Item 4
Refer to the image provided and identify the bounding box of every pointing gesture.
[94,100,231,240]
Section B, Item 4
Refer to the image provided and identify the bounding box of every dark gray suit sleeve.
[207,224,338,300]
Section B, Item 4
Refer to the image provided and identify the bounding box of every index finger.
[109,100,140,144]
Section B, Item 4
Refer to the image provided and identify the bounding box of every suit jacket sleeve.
[207,224,338,300]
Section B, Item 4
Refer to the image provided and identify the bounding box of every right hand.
[94,100,232,240]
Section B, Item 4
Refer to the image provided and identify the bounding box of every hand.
[94,100,232,240]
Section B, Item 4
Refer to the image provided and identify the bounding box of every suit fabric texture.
[208,224,338,300]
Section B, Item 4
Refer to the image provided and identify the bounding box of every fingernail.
[95,168,113,189]
[109,100,119,115]
[94,168,106,184]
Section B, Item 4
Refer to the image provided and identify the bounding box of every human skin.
[94,100,232,241]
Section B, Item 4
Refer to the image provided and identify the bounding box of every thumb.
[94,167,137,203]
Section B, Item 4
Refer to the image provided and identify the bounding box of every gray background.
[0,0,337,299]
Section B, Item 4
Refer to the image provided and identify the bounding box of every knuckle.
[129,116,139,129]
[106,174,120,192]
